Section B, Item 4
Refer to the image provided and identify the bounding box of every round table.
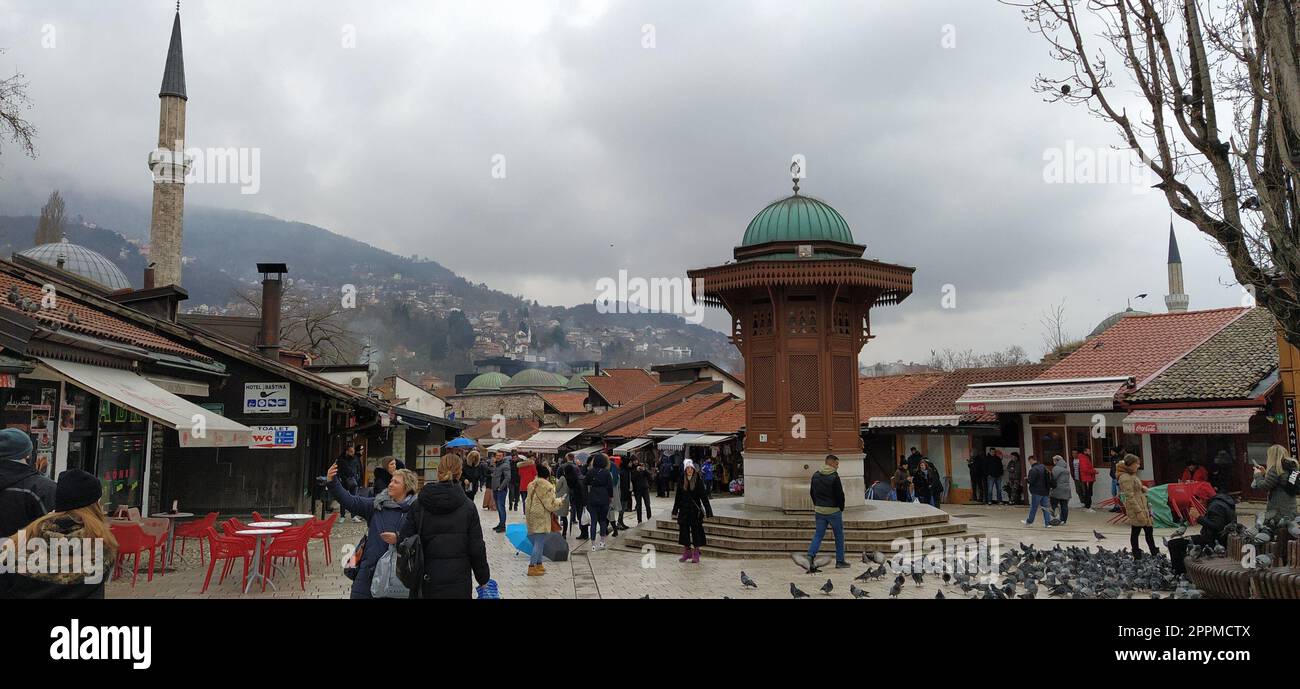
[149,512,195,568]
[249,521,291,529]
[274,513,314,521]
[235,529,283,593]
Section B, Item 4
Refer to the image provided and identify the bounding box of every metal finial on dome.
[790,160,801,194]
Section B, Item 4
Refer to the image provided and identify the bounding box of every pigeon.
[1017,590,1036,600]
[889,581,902,598]
[854,570,873,582]
[1093,530,1106,540]
[67,311,79,325]
[862,550,886,565]
[1060,84,1071,96]
[1240,196,1261,211]
[5,285,18,304]
[790,583,810,599]
[1180,94,1203,107]
[895,573,906,587]
[850,584,869,599]
[935,590,945,600]
[942,572,951,586]
[1171,524,1187,538]
[911,571,924,587]
[740,571,758,589]
[820,579,834,596]
[640,594,650,599]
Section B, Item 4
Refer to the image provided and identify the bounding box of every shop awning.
[37,357,253,448]
[517,428,584,453]
[486,440,522,452]
[647,428,682,439]
[1122,408,1259,435]
[571,445,604,456]
[612,438,653,455]
[955,377,1130,413]
[867,415,962,429]
[684,434,734,447]
[657,432,703,451]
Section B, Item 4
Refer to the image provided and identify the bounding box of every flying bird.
[740,571,758,589]
[790,583,810,599]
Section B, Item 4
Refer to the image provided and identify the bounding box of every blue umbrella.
[505,524,531,555]
[503,524,568,562]
[445,437,476,449]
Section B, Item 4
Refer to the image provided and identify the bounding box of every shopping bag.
[370,544,411,599]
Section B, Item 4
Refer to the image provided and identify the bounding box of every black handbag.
[396,506,425,590]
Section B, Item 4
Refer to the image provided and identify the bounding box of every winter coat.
[0,459,56,539]
[508,457,520,487]
[1251,459,1298,522]
[967,456,984,480]
[1075,452,1097,482]
[329,479,414,599]
[0,513,118,599]
[584,456,614,508]
[524,477,564,535]
[906,452,923,475]
[983,453,1004,478]
[398,481,490,599]
[1050,460,1072,500]
[1180,465,1209,483]
[609,463,623,511]
[672,476,712,525]
[462,462,483,487]
[701,461,715,482]
[630,463,651,493]
[1026,462,1051,497]
[517,459,537,493]
[489,460,511,492]
[1117,463,1152,527]
[336,454,361,489]
[1196,493,1237,536]
[912,468,933,499]
[1005,457,1023,485]
[809,466,846,514]
[562,462,587,505]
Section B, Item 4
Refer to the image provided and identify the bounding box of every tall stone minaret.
[1165,221,1189,312]
[147,10,188,288]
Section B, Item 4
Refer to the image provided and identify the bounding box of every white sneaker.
[1023,519,1032,525]
[352,516,363,523]
[1045,524,1053,529]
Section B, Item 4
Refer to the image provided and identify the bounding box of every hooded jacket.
[1117,462,1152,527]
[525,477,564,535]
[809,466,845,515]
[517,458,537,493]
[584,455,614,507]
[1050,459,1072,500]
[0,513,118,599]
[328,479,415,599]
[0,459,56,539]
[1026,462,1051,497]
[562,462,587,505]
[398,481,490,599]
[1251,458,1298,522]
[983,453,1004,478]
[1074,452,1097,482]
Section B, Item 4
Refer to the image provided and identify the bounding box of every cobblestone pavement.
[106,496,1188,600]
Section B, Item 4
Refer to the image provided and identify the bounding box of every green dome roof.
[566,370,595,390]
[504,368,567,389]
[741,194,855,247]
[465,372,510,391]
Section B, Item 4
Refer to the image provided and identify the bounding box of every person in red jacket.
[516,453,538,507]
[1073,448,1097,510]
[1180,457,1209,483]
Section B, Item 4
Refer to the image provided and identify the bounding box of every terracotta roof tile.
[571,380,719,434]
[690,398,746,434]
[888,364,1051,423]
[857,373,945,422]
[0,271,211,362]
[540,391,590,414]
[1127,308,1278,403]
[606,393,734,438]
[1043,307,1246,383]
[585,368,659,406]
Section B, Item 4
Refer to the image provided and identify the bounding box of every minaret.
[147,9,189,288]
[1165,221,1189,312]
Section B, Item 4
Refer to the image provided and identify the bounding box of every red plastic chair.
[311,513,340,565]
[222,519,258,551]
[173,512,219,565]
[251,511,266,523]
[262,528,310,591]
[202,526,253,593]
[109,523,164,586]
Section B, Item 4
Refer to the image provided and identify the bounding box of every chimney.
[256,262,288,358]
[143,262,156,290]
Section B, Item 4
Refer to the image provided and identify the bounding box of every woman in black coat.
[398,453,491,599]
[584,453,614,550]
[672,460,713,563]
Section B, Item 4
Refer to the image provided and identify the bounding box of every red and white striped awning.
[955,378,1130,413]
[867,415,962,429]
[1122,408,1258,435]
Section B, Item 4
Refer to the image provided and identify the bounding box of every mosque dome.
[19,238,133,292]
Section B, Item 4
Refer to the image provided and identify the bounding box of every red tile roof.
[690,398,746,434]
[606,393,734,438]
[857,373,944,422]
[540,392,589,414]
[462,417,539,441]
[571,380,719,435]
[888,364,1051,423]
[585,368,659,406]
[1043,307,1246,384]
[0,270,211,362]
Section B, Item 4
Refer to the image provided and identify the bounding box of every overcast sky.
[0,0,1250,365]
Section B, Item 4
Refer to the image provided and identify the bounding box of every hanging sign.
[244,383,290,414]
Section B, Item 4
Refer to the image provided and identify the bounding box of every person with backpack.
[398,453,490,599]
[524,463,565,577]
[1252,445,1298,523]
[584,453,614,551]
[1023,455,1053,527]
[1049,455,1072,525]
[326,460,417,599]
[1117,454,1158,558]
[0,429,54,540]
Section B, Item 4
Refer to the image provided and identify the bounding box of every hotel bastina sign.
[244,382,290,414]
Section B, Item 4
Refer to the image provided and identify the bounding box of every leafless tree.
[0,52,36,159]
[926,345,1031,371]
[234,283,361,364]
[1008,0,1300,347]
[1040,298,1076,354]
[34,190,64,245]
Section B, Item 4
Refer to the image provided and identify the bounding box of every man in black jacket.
[983,447,1005,505]
[1023,455,1053,527]
[967,452,985,504]
[0,429,53,539]
[805,455,849,570]
[335,445,362,522]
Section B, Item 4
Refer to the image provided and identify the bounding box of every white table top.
[249,521,291,529]
[151,512,195,519]
[274,513,313,520]
[235,529,283,536]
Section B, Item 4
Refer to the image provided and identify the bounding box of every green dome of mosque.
[465,372,510,391]
[740,194,856,247]
[566,370,595,390]
[503,368,567,389]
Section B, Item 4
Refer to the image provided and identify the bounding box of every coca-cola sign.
[1132,422,1158,434]
[968,403,987,413]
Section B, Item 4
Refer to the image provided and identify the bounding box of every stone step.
[651,518,969,542]
[628,525,981,553]
[701,512,950,530]
[621,531,986,560]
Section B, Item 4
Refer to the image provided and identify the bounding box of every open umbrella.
[503,524,569,562]
[505,524,531,556]
[445,437,476,449]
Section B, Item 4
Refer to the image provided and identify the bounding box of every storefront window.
[96,401,149,511]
